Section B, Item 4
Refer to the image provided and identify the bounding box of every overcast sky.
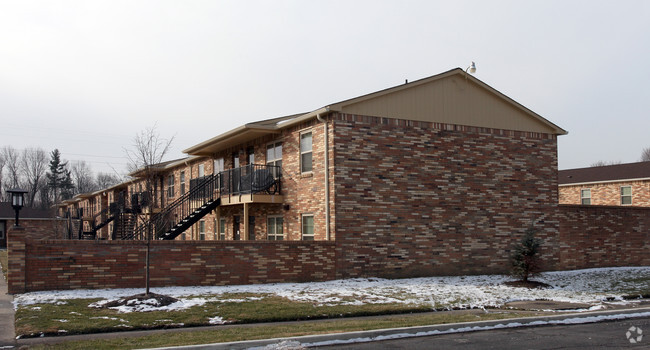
[1,0,649,176]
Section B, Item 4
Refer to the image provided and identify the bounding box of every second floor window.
[580,189,591,205]
[621,186,632,205]
[267,142,282,177]
[247,146,255,165]
[214,158,224,174]
[180,171,186,194]
[300,131,312,173]
[167,175,175,198]
[198,164,205,178]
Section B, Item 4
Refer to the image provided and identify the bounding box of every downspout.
[316,108,331,240]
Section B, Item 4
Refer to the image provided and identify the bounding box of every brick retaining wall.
[557,205,650,270]
[7,231,336,293]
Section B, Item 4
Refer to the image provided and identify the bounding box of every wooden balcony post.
[243,203,249,240]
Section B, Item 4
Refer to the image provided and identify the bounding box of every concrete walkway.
[0,251,16,348]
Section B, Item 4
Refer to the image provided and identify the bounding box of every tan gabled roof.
[185,68,566,156]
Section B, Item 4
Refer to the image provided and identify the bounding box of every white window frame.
[219,218,226,240]
[621,186,632,205]
[301,214,314,241]
[580,188,591,205]
[167,174,175,198]
[199,220,206,240]
[198,164,205,178]
[180,171,186,194]
[300,131,313,174]
[214,158,224,174]
[267,215,284,241]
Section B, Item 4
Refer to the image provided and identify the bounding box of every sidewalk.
[0,254,16,348]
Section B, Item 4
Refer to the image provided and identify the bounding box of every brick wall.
[557,205,650,270]
[332,113,562,278]
[559,180,650,207]
[7,229,336,293]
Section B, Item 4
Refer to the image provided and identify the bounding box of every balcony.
[189,164,283,206]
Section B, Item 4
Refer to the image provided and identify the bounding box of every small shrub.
[510,228,542,282]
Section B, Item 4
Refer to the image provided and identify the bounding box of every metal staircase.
[120,164,281,241]
[128,172,221,241]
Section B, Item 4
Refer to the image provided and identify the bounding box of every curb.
[141,307,650,350]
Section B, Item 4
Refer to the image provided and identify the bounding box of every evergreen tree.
[510,228,543,282]
[47,149,74,203]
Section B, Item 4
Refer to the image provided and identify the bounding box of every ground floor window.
[219,218,226,240]
[199,220,206,240]
[267,216,284,240]
[301,214,314,241]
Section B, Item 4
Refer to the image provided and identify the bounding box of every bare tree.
[124,124,174,296]
[96,172,122,189]
[2,146,22,199]
[0,151,5,201]
[641,147,650,162]
[21,147,48,207]
[590,160,622,167]
[71,160,97,194]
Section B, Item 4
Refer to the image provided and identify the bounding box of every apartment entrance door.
[233,216,240,240]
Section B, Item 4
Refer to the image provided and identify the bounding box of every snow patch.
[12,267,650,314]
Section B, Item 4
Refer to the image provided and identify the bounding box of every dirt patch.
[504,280,552,289]
[101,293,179,309]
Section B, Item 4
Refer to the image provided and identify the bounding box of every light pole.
[7,188,28,227]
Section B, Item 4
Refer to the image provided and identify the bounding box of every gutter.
[558,177,650,187]
[316,107,331,240]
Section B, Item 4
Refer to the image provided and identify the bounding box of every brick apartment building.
[9,68,646,294]
[559,161,650,207]
[54,67,572,276]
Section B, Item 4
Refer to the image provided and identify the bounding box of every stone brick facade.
[332,113,561,278]
[559,180,650,207]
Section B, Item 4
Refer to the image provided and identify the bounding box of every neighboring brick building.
[559,161,650,207]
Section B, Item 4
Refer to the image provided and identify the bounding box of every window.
[267,216,284,240]
[247,146,255,165]
[214,158,224,174]
[167,175,175,198]
[300,131,313,173]
[301,214,314,241]
[621,186,632,205]
[180,171,186,194]
[580,189,591,205]
[198,164,205,178]
[267,142,282,177]
[199,220,206,240]
[219,218,226,240]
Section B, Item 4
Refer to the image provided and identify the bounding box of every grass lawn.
[0,249,7,277]
[14,267,650,349]
[26,309,547,350]
[16,293,436,337]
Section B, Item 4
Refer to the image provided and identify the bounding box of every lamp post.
[7,188,28,227]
